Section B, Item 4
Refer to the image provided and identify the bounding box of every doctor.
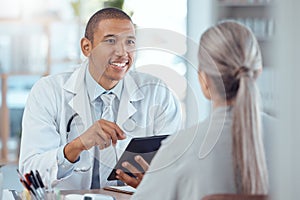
[19,8,182,190]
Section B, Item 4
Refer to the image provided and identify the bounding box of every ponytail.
[232,75,268,194]
[198,21,269,194]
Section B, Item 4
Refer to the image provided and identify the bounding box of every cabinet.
[0,19,50,163]
[213,0,275,115]
[214,0,274,66]
[0,18,83,163]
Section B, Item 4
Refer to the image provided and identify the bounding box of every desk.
[60,189,132,200]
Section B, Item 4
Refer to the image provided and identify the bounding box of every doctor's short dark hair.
[84,7,132,42]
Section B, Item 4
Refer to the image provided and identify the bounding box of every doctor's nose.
[115,43,128,57]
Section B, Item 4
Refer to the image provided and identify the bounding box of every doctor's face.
[87,19,136,89]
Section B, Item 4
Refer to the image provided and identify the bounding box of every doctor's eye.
[104,38,116,44]
[126,39,136,46]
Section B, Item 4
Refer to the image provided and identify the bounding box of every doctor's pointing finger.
[63,119,126,163]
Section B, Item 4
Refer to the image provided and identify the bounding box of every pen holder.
[45,190,61,200]
[20,190,31,200]
[20,189,61,200]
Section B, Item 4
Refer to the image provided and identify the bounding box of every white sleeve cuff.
[56,145,78,179]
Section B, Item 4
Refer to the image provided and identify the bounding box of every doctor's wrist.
[64,138,85,163]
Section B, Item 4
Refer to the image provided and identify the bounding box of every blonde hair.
[198,21,268,194]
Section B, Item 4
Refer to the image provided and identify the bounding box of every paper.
[104,185,136,194]
[64,194,83,200]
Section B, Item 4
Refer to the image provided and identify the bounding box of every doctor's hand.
[64,119,126,162]
[116,155,149,188]
[80,119,126,150]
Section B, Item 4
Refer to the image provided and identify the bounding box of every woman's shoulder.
[262,112,276,121]
[261,112,277,133]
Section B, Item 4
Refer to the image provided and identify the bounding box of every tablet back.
[107,135,169,181]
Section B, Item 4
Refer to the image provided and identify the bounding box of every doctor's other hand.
[64,119,126,163]
[116,155,149,188]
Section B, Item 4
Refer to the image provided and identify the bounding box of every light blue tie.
[92,93,118,188]
[100,93,116,122]
[91,93,115,189]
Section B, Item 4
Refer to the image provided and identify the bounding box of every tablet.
[107,135,169,181]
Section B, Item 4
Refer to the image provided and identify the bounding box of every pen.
[35,170,45,188]
[31,170,46,198]
[17,169,46,200]
[35,170,46,198]
[25,173,43,200]
[113,144,118,163]
[16,169,26,182]
[17,169,36,199]
[30,171,39,188]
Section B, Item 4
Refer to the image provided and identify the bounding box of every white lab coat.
[19,61,182,190]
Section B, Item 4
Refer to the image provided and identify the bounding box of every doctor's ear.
[81,37,92,57]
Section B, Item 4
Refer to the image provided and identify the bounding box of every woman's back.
[132,107,274,200]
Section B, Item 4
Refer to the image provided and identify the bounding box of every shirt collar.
[111,79,123,100]
[85,69,123,102]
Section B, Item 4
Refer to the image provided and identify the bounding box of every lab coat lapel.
[63,61,93,130]
[63,60,94,161]
[117,72,144,127]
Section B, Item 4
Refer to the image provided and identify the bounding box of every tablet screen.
[107,135,169,181]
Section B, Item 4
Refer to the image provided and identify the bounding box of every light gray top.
[131,106,274,200]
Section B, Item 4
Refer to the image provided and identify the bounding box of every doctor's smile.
[109,59,130,71]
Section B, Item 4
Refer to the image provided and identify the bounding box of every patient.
[118,21,272,199]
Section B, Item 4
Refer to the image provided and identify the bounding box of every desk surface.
[60,189,132,200]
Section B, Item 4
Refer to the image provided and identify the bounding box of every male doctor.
[19,8,182,190]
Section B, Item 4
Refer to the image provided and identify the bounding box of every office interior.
[0,0,299,199]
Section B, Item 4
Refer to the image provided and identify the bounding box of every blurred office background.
[0,0,190,162]
[0,0,299,199]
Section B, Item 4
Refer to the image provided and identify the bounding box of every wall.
[186,1,300,198]
[271,0,300,199]
[186,0,213,127]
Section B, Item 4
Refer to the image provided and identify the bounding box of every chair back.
[202,194,269,200]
